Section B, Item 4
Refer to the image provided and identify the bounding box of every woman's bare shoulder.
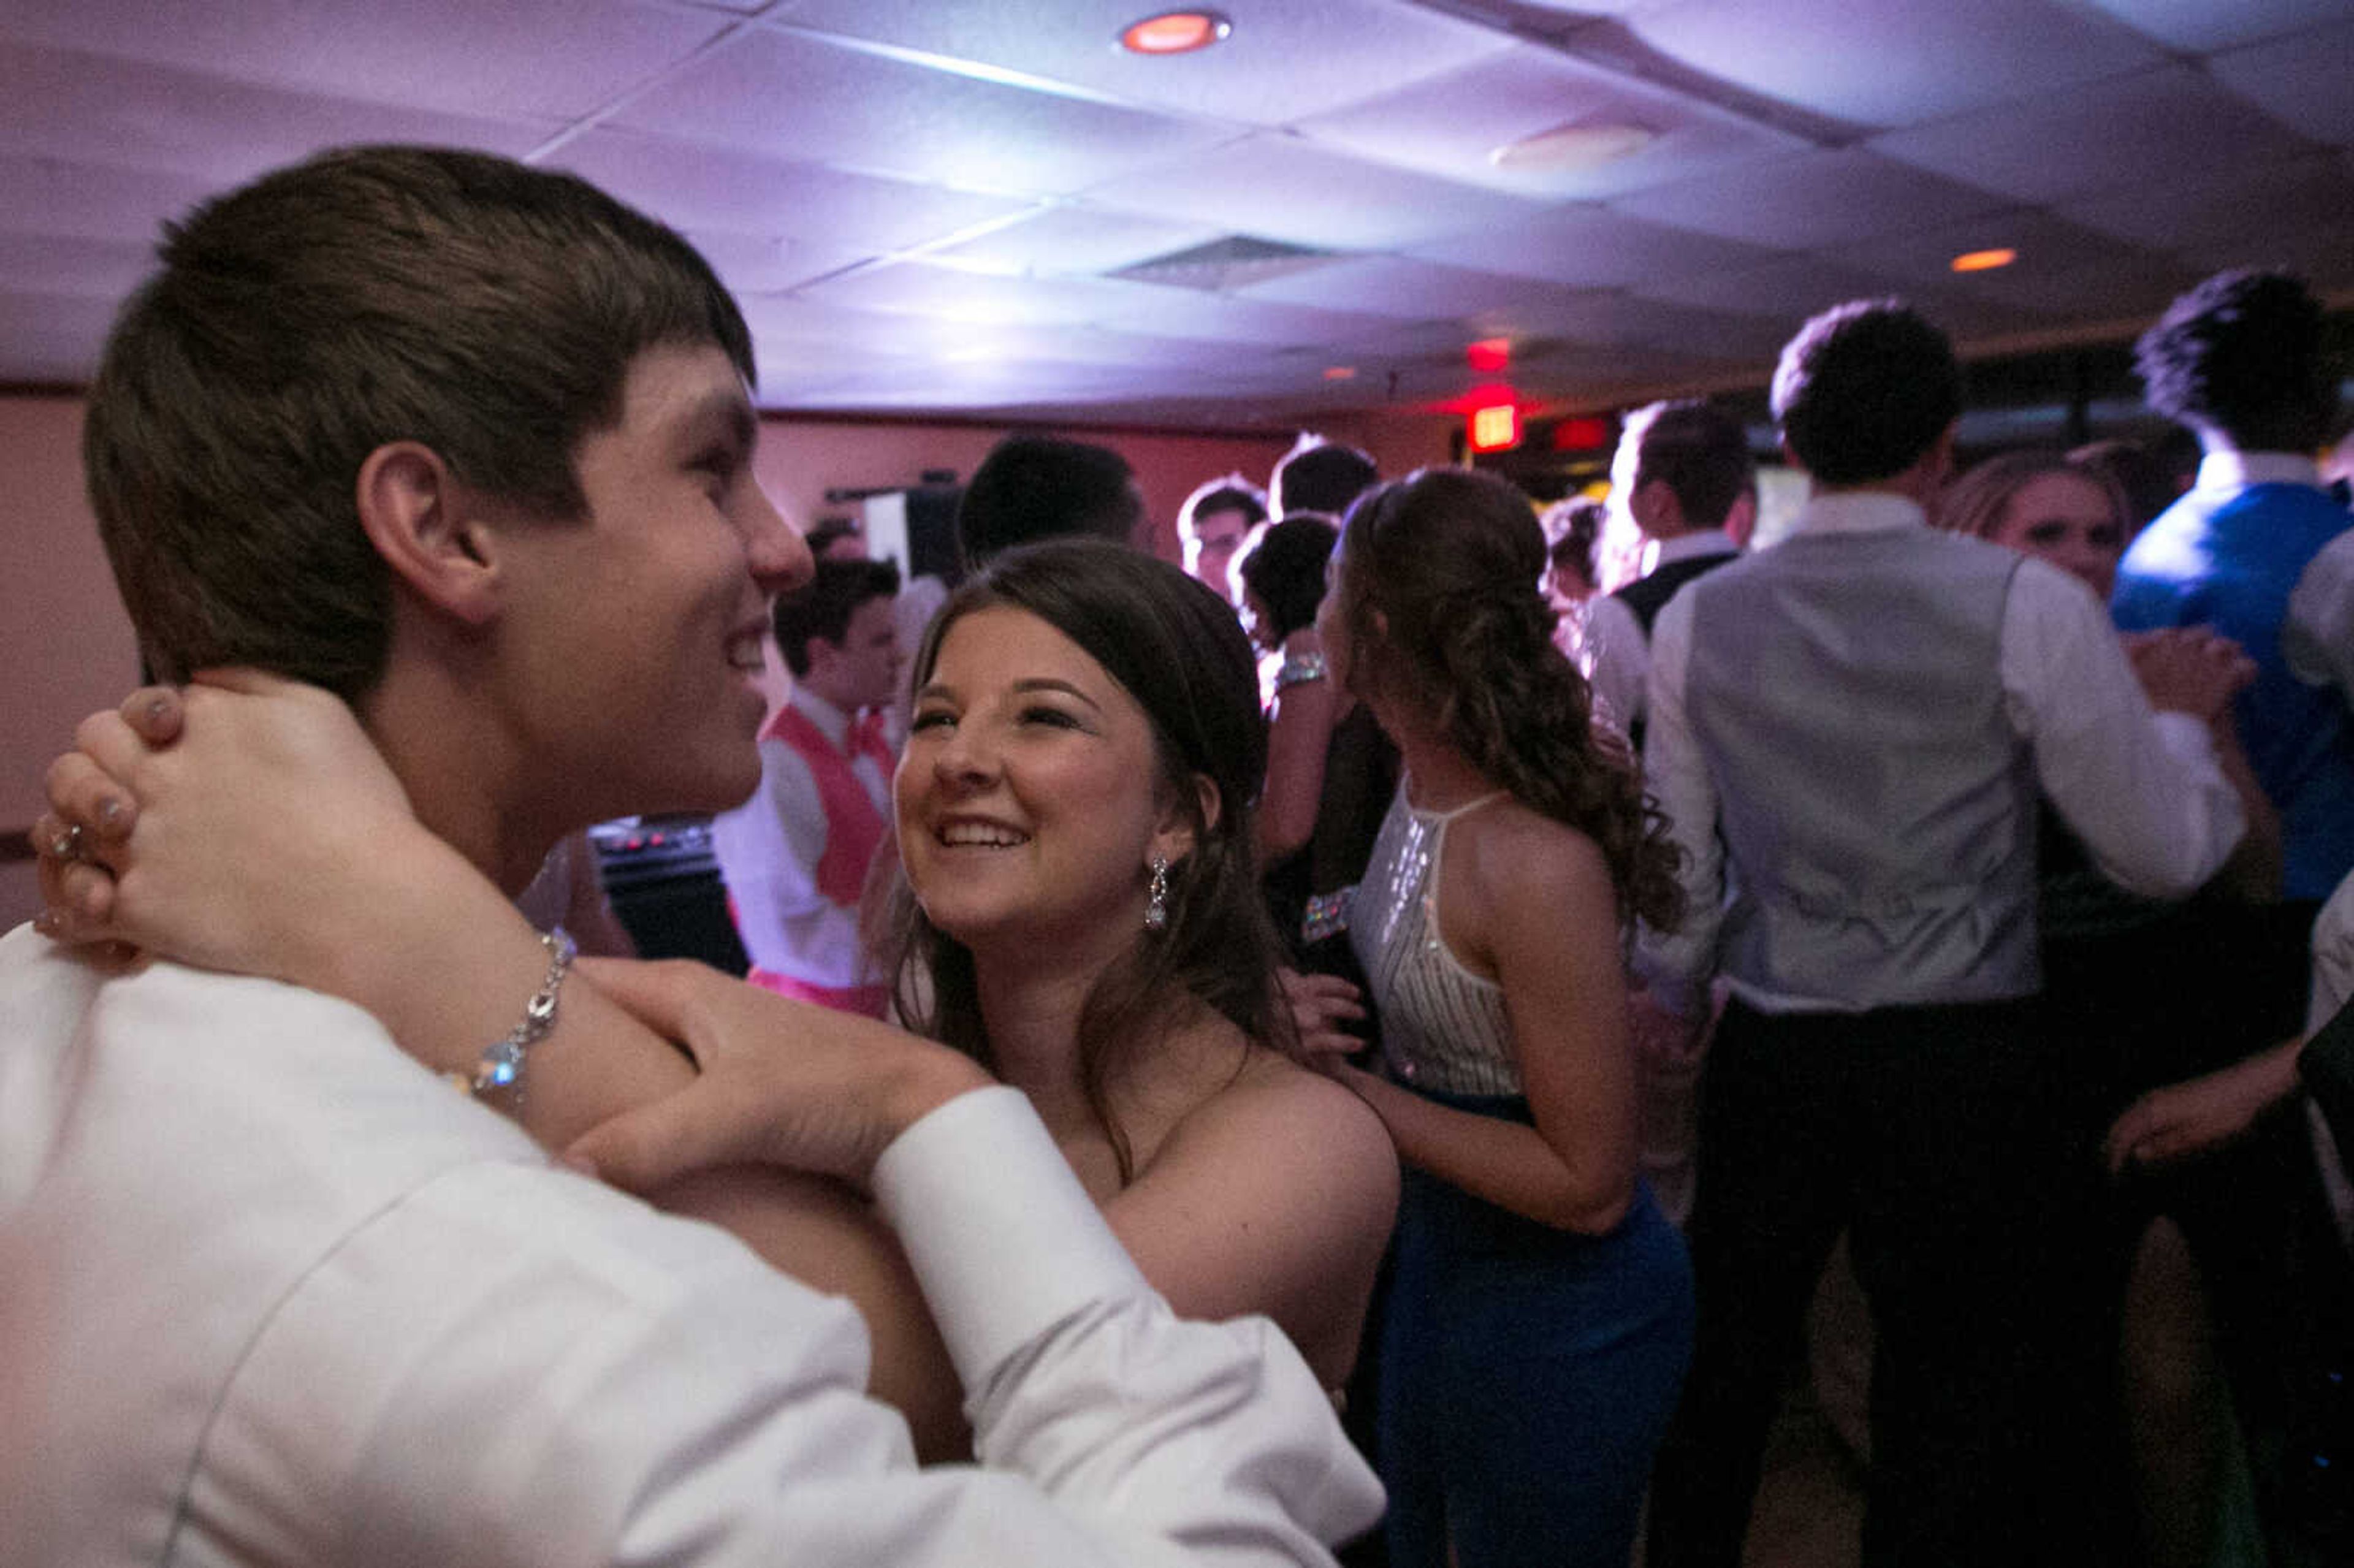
[1152,1043,1398,1199]
[1455,799,1615,918]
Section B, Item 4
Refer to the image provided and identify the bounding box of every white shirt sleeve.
[2285,529,2354,704]
[1582,593,1650,740]
[1632,589,1720,1018]
[202,1089,1380,1568]
[2000,557,2245,899]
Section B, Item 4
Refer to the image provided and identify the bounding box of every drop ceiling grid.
[0,0,2339,420]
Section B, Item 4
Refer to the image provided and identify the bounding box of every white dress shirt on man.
[1581,530,1740,738]
[0,926,1381,1567]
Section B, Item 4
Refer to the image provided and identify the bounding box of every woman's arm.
[1331,809,1639,1234]
[41,676,973,1458]
[1254,630,1339,867]
[2103,1036,2304,1174]
[1102,1059,1398,1387]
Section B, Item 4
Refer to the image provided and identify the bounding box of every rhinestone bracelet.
[1274,651,1328,691]
[448,927,576,1114]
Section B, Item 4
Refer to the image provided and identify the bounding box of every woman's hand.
[34,671,425,984]
[2103,1041,2302,1174]
[565,958,993,1192]
[2124,627,2255,723]
[1278,967,1368,1062]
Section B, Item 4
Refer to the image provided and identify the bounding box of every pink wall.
[0,391,1455,928]
[753,409,1456,562]
[0,396,142,926]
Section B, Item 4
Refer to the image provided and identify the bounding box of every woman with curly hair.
[1309,466,1694,1567]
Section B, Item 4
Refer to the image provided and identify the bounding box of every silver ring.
[50,822,86,862]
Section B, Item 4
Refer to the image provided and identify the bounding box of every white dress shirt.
[1582,531,1740,739]
[2307,872,2354,1250]
[712,687,894,989]
[0,927,1381,1566]
[1637,491,2245,1017]
[2287,525,2354,706]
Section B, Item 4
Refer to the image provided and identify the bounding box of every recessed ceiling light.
[1490,121,1655,172]
[1950,248,2017,273]
[1120,10,1232,55]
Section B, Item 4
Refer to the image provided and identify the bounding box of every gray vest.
[1682,527,2038,1008]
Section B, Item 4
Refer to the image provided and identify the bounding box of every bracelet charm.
[1275,652,1328,691]
[448,927,576,1113]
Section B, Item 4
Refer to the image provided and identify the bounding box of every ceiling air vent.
[1107,234,1342,292]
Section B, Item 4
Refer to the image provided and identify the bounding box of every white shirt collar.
[787,684,853,748]
[2195,451,2324,493]
[1789,490,1926,536]
[1652,529,1741,566]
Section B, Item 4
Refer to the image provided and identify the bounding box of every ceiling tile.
[0,153,217,244]
[796,259,1151,327]
[0,0,728,121]
[0,233,156,300]
[2208,18,2354,147]
[1236,256,1596,320]
[1609,148,2013,250]
[1872,64,2317,205]
[1082,133,1550,251]
[2074,0,2353,51]
[2060,154,2354,251]
[608,26,1234,197]
[1407,204,1779,289]
[771,0,1520,126]
[1290,42,1803,202]
[1466,290,1797,361]
[1626,0,2165,129]
[2174,218,2354,294]
[1629,254,1915,319]
[0,39,550,184]
[550,131,1034,253]
[1832,209,2146,287]
[927,205,1228,275]
[1835,211,2193,322]
[1076,286,1407,351]
[683,229,879,295]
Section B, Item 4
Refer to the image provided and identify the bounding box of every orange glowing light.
[1950,248,2017,273]
[1467,337,1512,373]
[1120,10,1232,54]
[1469,402,1521,453]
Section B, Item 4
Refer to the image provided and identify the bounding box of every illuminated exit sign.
[1468,402,1521,453]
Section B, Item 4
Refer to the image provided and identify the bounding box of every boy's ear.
[354,441,503,626]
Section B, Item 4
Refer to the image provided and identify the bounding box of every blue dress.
[1350,788,1693,1568]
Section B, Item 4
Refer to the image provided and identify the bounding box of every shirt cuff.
[2149,709,2220,760]
[871,1085,1149,1390]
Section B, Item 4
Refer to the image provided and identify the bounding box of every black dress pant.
[1645,996,2128,1568]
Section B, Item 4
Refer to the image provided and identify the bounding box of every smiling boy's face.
[482,342,810,826]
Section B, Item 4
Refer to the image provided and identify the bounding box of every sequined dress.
[1346,783,1694,1568]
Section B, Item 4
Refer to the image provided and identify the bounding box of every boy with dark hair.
[1269,438,1377,522]
[715,557,905,1016]
[5,143,1376,1566]
[954,433,1144,568]
[2115,268,2354,902]
[1583,399,1754,742]
[1640,298,2248,1568]
[1176,473,1268,600]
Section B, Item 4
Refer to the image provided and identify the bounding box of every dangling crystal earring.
[1145,853,1170,932]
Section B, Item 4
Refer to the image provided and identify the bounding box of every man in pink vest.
[713,557,903,1016]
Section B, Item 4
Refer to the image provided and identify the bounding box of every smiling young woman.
[880,539,1399,1388]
